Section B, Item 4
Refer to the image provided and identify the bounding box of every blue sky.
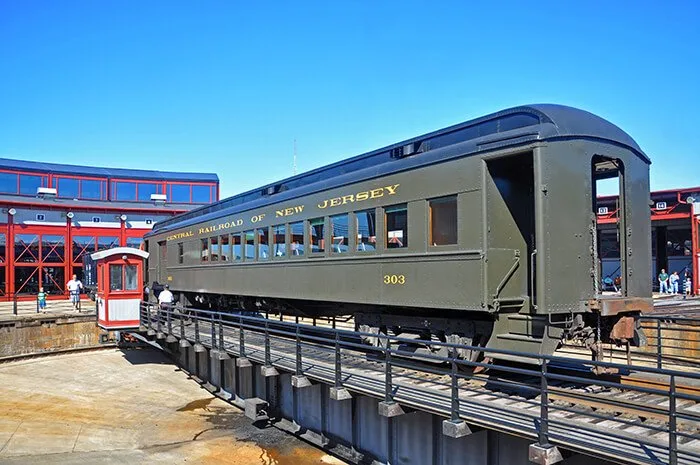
[1,1,698,198]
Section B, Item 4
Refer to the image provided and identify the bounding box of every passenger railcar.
[145,104,652,362]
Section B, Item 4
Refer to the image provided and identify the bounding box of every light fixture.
[66,211,74,219]
[119,214,127,221]
[122,255,128,260]
[686,196,696,204]
[8,208,16,216]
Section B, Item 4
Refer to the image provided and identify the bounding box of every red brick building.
[0,158,218,300]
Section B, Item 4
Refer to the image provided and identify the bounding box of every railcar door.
[158,241,167,284]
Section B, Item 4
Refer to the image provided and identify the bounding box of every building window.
[232,233,242,261]
[273,225,286,257]
[258,228,269,260]
[192,185,210,203]
[331,214,349,254]
[125,265,138,291]
[57,178,79,199]
[356,209,377,252]
[41,235,65,263]
[429,196,458,246]
[200,239,209,262]
[19,175,44,196]
[112,182,137,201]
[81,179,103,200]
[290,221,304,256]
[0,172,17,194]
[137,182,160,202]
[97,236,119,251]
[310,218,325,254]
[220,235,230,261]
[210,236,219,262]
[126,237,144,250]
[170,184,190,203]
[110,264,123,291]
[386,204,408,249]
[177,243,184,264]
[244,231,255,260]
[73,236,96,263]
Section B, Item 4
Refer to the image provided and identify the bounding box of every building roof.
[0,157,219,183]
[151,103,648,236]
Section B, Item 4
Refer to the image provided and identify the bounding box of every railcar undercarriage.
[161,287,647,368]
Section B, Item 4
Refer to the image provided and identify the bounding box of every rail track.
[143,304,700,465]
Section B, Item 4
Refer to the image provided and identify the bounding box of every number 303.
[383,274,406,285]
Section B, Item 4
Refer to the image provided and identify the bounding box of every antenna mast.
[293,139,298,176]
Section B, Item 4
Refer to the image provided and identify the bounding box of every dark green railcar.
[145,104,652,362]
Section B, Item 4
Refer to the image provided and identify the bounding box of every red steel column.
[66,214,72,294]
[7,211,14,300]
[692,204,699,296]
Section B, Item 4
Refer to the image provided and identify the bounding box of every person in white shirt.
[66,274,83,310]
[158,284,174,309]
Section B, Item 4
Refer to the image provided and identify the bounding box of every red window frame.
[0,169,48,197]
[167,181,218,204]
[54,174,107,201]
[110,179,166,203]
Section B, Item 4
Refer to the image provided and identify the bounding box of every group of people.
[36,274,84,311]
[657,268,692,296]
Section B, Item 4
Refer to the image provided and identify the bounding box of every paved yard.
[0,348,345,464]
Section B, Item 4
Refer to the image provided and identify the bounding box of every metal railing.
[141,303,700,465]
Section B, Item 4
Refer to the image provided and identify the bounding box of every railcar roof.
[0,157,219,183]
[149,104,648,236]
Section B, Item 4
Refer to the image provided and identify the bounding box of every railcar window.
[244,231,255,260]
[177,243,183,264]
[125,265,138,290]
[330,214,349,254]
[356,209,377,252]
[258,228,269,260]
[386,204,408,249]
[232,233,242,261]
[290,221,304,256]
[220,235,230,261]
[273,225,286,257]
[110,264,123,291]
[310,218,325,254]
[200,238,209,262]
[210,236,219,262]
[429,196,458,246]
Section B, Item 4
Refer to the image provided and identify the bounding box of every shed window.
[19,175,44,196]
[310,218,325,254]
[81,179,103,199]
[244,230,255,260]
[192,185,210,203]
[429,196,458,246]
[113,182,137,201]
[137,182,160,202]
[57,178,79,198]
[0,172,17,194]
[290,221,304,256]
[110,264,123,291]
[273,225,286,257]
[200,238,209,262]
[331,214,349,253]
[171,184,190,203]
[125,265,138,290]
[386,204,408,249]
[356,209,376,252]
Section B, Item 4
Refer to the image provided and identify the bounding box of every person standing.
[669,271,679,294]
[66,274,83,310]
[158,284,174,310]
[658,269,669,294]
[37,287,47,311]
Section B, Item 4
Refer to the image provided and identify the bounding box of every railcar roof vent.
[391,141,426,159]
[263,184,286,196]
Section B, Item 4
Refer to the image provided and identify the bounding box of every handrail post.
[539,359,550,447]
[210,313,217,351]
[451,350,459,421]
[384,336,392,403]
[239,313,245,358]
[669,375,678,465]
[295,324,302,375]
[264,318,271,367]
[219,313,225,352]
[335,331,342,388]
[656,319,663,370]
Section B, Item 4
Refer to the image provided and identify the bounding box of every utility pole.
[293,139,298,176]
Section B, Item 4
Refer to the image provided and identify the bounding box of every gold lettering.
[341,194,355,205]
[251,214,265,223]
[294,205,304,213]
[318,199,329,209]
[198,228,205,234]
[385,184,400,195]
[369,188,383,199]
[285,207,294,216]
[356,191,370,201]
[329,197,342,207]
[276,210,284,217]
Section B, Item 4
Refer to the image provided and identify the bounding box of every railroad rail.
[140,303,700,465]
